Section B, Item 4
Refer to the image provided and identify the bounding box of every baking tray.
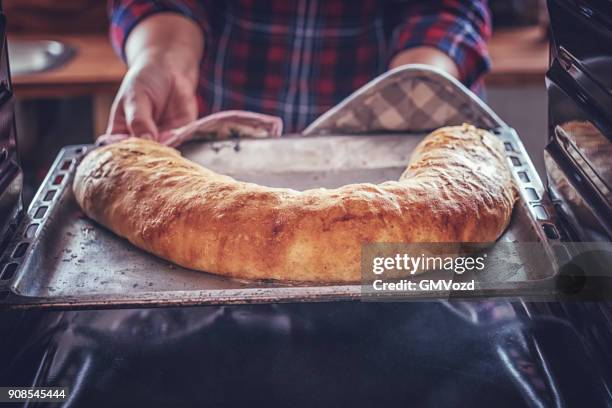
[0,127,564,309]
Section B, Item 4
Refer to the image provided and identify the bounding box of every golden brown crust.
[73,124,517,282]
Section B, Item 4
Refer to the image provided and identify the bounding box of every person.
[107,0,491,138]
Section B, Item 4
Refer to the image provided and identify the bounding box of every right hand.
[105,13,204,141]
[107,49,200,140]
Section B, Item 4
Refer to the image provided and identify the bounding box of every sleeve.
[108,0,211,61]
[387,0,492,89]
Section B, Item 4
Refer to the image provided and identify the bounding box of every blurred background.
[5,0,549,205]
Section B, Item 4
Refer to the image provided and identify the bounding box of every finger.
[106,94,129,136]
[124,92,158,139]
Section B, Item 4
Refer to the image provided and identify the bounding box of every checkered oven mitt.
[303,65,501,136]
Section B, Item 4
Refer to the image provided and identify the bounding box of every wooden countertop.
[10,26,549,99]
[10,34,125,98]
[487,26,549,86]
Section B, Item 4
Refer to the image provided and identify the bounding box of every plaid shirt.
[109,0,491,132]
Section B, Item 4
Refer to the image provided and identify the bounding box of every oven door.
[0,7,23,258]
[546,0,612,241]
[545,65,612,241]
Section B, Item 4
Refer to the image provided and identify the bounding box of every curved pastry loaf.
[73,124,517,282]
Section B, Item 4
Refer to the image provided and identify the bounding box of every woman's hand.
[106,13,204,140]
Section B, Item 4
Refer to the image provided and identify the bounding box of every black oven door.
[0,5,22,257]
[546,0,612,241]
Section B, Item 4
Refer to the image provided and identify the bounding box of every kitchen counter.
[9,34,123,98]
[487,26,549,86]
[10,34,124,136]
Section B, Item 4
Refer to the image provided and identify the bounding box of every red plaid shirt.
[109,0,491,132]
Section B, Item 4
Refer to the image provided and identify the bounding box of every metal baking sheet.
[0,128,563,309]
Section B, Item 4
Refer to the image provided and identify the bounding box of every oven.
[0,1,611,406]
